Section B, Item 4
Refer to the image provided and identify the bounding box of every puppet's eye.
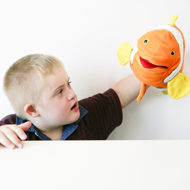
[143,39,148,44]
[170,50,175,56]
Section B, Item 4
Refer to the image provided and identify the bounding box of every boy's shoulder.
[79,88,121,108]
[0,114,16,125]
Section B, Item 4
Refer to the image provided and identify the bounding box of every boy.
[0,54,141,149]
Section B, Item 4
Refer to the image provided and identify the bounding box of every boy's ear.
[24,104,40,118]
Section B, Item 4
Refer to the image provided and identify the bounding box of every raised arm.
[112,74,141,108]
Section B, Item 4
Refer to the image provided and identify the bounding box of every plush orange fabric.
[117,15,188,101]
[132,28,182,100]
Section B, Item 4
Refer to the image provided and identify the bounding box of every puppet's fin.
[170,14,178,26]
[117,42,133,66]
[137,83,147,102]
[168,72,190,99]
[162,91,168,95]
[156,87,168,95]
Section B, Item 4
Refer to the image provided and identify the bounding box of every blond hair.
[3,54,64,119]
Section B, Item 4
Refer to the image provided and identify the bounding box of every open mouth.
[71,102,78,110]
[140,57,167,69]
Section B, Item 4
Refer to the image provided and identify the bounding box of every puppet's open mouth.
[140,57,167,69]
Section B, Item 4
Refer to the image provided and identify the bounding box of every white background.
[0,0,190,140]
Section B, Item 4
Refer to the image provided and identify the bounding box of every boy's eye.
[58,89,63,95]
[68,81,72,86]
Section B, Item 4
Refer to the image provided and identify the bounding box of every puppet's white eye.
[143,39,148,44]
[170,50,175,56]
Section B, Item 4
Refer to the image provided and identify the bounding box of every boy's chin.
[71,111,80,123]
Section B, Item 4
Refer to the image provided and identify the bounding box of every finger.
[8,125,28,141]
[19,121,32,131]
[1,127,24,148]
[2,126,23,148]
[0,131,16,149]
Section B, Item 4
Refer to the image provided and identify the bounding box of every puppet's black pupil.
[144,40,148,43]
[171,51,175,56]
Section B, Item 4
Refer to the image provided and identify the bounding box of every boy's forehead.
[43,66,68,88]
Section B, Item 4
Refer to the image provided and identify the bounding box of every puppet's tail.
[137,83,147,101]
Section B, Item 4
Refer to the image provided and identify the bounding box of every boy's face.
[36,66,80,130]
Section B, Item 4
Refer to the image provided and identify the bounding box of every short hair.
[3,54,64,119]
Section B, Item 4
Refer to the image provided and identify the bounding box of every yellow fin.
[170,14,178,26]
[162,91,168,95]
[117,42,133,66]
[168,72,190,99]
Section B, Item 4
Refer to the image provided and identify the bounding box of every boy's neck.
[27,117,64,140]
[40,126,64,140]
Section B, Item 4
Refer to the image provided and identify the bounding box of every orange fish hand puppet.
[117,14,190,101]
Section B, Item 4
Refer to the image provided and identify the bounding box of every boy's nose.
[68,89,76,100]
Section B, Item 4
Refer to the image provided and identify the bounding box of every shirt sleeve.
[79,88,123,139]
[0,114,16,126]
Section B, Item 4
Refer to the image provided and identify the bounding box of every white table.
[0,140,190,190]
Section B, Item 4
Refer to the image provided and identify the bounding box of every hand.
[0,122,31,149]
